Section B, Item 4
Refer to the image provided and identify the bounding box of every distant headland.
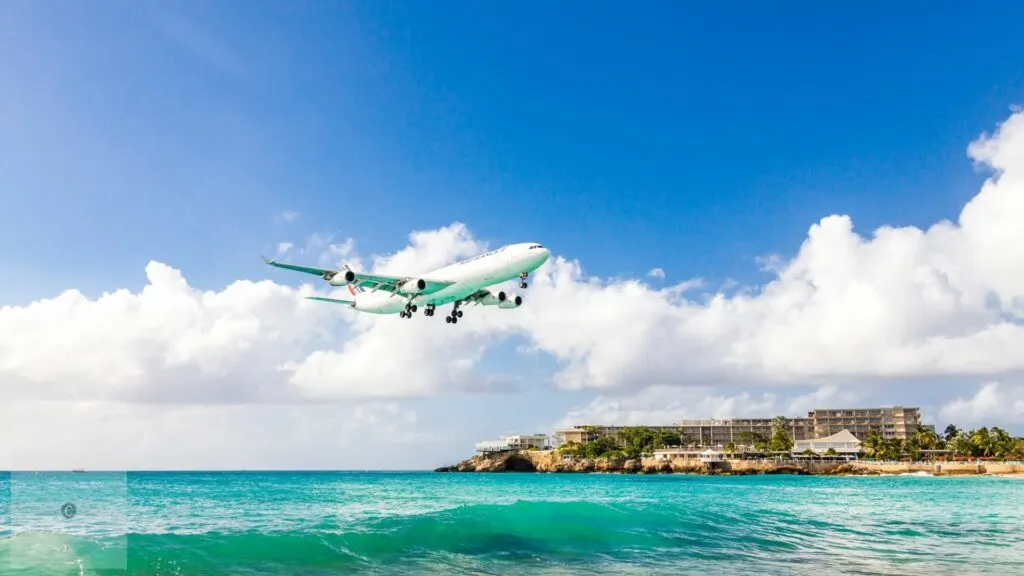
[437,406,1024,476]
[434,449,1024,476]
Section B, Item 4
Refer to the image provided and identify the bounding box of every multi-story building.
[554,406,926,449]
[806,406,922,440]
[677,418,816,445]
[553,425,681,447]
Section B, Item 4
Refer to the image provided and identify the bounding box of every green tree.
[769,416,794,454]
[825,447,838,457]
[943,424,960,444]
[914,427,941,451]
[656,430,683,448]
[735,431,766,451]
[862,430,883,459]
[948,432,975,457]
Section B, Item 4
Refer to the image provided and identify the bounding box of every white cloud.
[647,267,666,280]
[553,384,860,429]
[499,110,1024,390]
[938,382,1024,428]
[785,384,861,415]
[554,386,779,429]
[280,209,299,222]
[276,241,293,255]
[0,401,437,471]
[2,111,1024,460]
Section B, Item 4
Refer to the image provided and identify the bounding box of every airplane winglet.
[261,255,274,265]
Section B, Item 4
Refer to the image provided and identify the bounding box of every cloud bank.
[2,110,1024,468]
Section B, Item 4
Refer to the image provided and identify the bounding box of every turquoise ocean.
[2,471,1022,575]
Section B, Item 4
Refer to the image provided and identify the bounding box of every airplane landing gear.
[424,304,436,317]
[399,302,419,319]
[519,272,529,289]
[445,303,464,324]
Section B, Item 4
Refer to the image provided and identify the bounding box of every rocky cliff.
[434,450,1024,476]
[435,450,818,474]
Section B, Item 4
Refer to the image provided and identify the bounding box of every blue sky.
[5,1,1022,299]
[3,2,1024,468]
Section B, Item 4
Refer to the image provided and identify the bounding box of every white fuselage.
[349,243,550,314]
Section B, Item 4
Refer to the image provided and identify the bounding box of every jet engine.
[325,269,356,286]
[497,294,522,309]
[479,290,507,306]
[398,278,427,295]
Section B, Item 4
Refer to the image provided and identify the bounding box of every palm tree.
[770,416,794,454]
[943,424,960,444]
[948,433,975,457]
[990,427,1013,459]
[914,427,940,450]
[862,430,884,459]
[970,427,995,457]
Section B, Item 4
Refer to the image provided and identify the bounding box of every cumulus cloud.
[501,110,1024,390]
[647,267,666,280]
[276,241,293,255]
[552,384,861,429]
[938,382,1024,427]
[3,111,1024,416]
[553,386,779,429]
[280,209,299,222]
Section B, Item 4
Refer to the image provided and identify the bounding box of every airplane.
[262,242,551,325]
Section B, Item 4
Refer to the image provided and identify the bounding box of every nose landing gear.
[519,272,529,289]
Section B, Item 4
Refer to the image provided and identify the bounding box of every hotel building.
[552,406,925,448]
[475,434,549,453]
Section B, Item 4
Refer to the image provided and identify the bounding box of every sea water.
[1,471,1022,575]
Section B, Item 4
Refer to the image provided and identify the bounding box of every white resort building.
[791,429,862,456]
[475,434,549,453]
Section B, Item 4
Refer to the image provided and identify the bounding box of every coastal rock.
[435,450,1024,476]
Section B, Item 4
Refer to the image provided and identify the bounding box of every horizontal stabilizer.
[306,296,355,306]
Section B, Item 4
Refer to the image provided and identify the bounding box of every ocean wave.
[1,494,1021,575]
[3,474,1023,575]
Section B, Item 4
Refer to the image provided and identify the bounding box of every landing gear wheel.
[519,281,528,289]
[410,304,418,313]
[399,311,407,318]
[456,310,464,318]
[451,316,458,324]
[445,316,452,324]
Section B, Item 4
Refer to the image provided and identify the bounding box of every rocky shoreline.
[434,449,1024,476]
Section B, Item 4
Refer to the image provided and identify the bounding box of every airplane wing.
[461,288,494,306]
[262,256,456,295]
[305,296,355,307]
[261,256,334,277]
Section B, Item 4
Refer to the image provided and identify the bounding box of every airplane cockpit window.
[529,244,544,249]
